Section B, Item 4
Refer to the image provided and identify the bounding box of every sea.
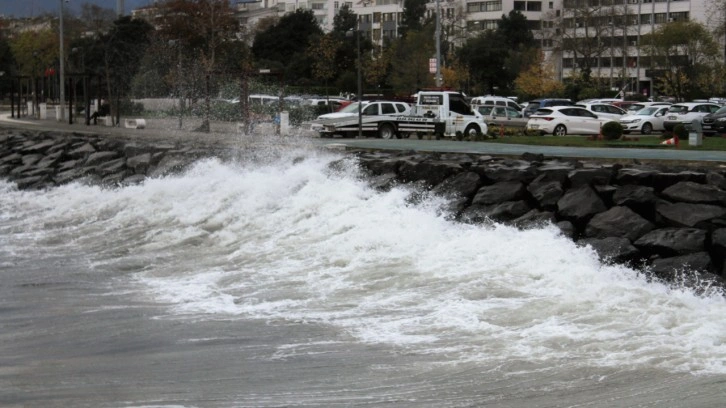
[1,135,726,407]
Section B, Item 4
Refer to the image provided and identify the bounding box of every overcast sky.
[1,0,154,18]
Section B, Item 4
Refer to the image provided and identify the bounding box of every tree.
[457,30,508,95]
[309,33,341,100]
[98,16,153,123]
[641,21,720,100]
[556,1,637,92]
[155,0,241,130]
[78,3,116,34]
[388,25,435,93]
[333,4,357,34]
[401,0,427,34]
[514,51,564,99]
[252,9,323,84]
[497,10,537,95]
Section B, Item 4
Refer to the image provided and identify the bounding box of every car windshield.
[637,107,659,115]
[532,109,553,116]
[338,102,366,113]
[715,106,726,114]
[668,105,689,113]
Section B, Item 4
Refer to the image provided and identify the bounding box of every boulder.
[471,181,526,205]
[578,236,640,263]
[656,202,726,228]
[660,181,726,205]
[634,227,707,256]
[557,185,607,222]
[584,206,654,240]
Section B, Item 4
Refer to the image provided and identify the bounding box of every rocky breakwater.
[3,127,726,294]
[352,149,726,294]
[0,129,221,189]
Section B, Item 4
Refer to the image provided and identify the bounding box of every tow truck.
[317,91,488,139]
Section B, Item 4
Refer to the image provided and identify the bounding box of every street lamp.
[59,0,66,122]
[435,0,442,87]
[168,40,183,129]
[347,27,363,139]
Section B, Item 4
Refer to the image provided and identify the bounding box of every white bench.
[124,118,146,129]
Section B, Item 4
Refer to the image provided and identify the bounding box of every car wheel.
[464,124,481,139]
[641,123,653,135]
[378,123,396,139]
[553,125,567,136]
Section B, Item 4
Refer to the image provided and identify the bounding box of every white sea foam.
[2,150,726,375]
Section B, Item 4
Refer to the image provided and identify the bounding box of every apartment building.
[130,0,717,97]
[548,0,713,98]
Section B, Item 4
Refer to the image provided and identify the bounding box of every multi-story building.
[547,0,713,99]
[130,0,719,97]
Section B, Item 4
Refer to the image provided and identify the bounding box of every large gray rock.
[612,184,656,207]
[398,159,461,186]
[649,252,716,283]
[568,167,613,187]
[634,227,707,256]
[660,181,726,205]
[461,200,531,223]
[656,202,726,227]
[430,171,482,199]
[527,175,563,209]
[578,236,640,263]
[584,206,654,240]
[471,181,526,205]
[557,185,607,222]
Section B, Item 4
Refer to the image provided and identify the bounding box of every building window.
[334,1,339,9]
[527,2,542,11]
[514,1,526,11]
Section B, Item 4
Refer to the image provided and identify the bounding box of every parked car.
[576,98,622,105]
[662,102,721,131]
[526,106,612,136]
[470,95,522,111]
[523,98,575,117]
[317,100,411,120]
[619,106,670,134]
[611,101,645,111]
[476,105,528,128]
[574,103,627,121]
[701,106,726,135]
[622,101,672,113]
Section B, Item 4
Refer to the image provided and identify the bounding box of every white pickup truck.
[317,91,488,139]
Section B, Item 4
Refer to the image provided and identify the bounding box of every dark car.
[701,106,726,135]
[523,98,574,117]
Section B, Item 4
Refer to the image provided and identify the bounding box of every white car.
[575,103,627,121]
[623,101,672,114]
[619,106,670,134]
[663,102,721,131]
[526,106,612,136]
[317,100,411,120]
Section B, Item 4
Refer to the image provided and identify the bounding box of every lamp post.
[169,40,183,129]
[347,27,363,139]
[435,0,442,87]
[59,0,66,122]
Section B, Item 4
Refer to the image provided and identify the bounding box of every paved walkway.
[3,112,726,166]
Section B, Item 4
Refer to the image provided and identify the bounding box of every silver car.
[477,105,528,128]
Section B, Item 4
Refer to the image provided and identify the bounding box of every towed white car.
[526,106,612,136]
[619,106,670,134]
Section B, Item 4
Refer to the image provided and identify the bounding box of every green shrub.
[601,121,624,140]
[673,124,688,140]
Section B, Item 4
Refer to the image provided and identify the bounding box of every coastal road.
[3,113,726,165]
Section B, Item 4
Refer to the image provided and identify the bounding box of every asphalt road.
[3,113,726,166]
